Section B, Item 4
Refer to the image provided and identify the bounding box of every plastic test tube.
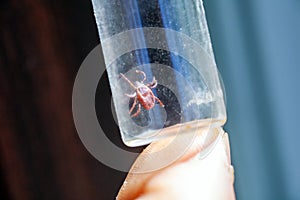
[91,0,226,147]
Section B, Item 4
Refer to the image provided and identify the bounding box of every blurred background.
[0,0,299,200]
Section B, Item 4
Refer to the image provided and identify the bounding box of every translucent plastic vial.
[91,0,226,146]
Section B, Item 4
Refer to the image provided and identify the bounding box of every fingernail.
[222,132,231,165]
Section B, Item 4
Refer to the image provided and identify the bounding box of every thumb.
[117,129,235,200]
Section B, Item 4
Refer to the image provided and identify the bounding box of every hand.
[117,128,235,200]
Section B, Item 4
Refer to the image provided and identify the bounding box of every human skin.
[117,129,235,200]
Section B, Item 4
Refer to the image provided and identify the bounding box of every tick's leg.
[147,77,157,88]
[120,73,136,89]
[155,97,164,107]
[129,97,138,114]
[125,92,136,98]
[131,104,141,117]
[136,70,146,82]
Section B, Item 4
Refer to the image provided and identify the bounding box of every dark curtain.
[0,0,127,199]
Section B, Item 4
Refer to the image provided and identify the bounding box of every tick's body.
[120,70,164,117]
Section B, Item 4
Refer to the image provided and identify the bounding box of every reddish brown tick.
[120,70,164,117]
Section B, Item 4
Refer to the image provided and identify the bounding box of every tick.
[120,70,164,117]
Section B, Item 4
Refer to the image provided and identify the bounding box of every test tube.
[91,0,226,146]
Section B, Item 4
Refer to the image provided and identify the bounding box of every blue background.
[205,1,300,199]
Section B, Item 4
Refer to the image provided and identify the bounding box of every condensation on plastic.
[91,0,226,146]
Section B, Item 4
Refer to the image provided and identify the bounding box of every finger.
[117,128,235,200]
[117,127,220,199]
[137,133,235,200]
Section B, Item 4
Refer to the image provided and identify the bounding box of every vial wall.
[91,0,226,146]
